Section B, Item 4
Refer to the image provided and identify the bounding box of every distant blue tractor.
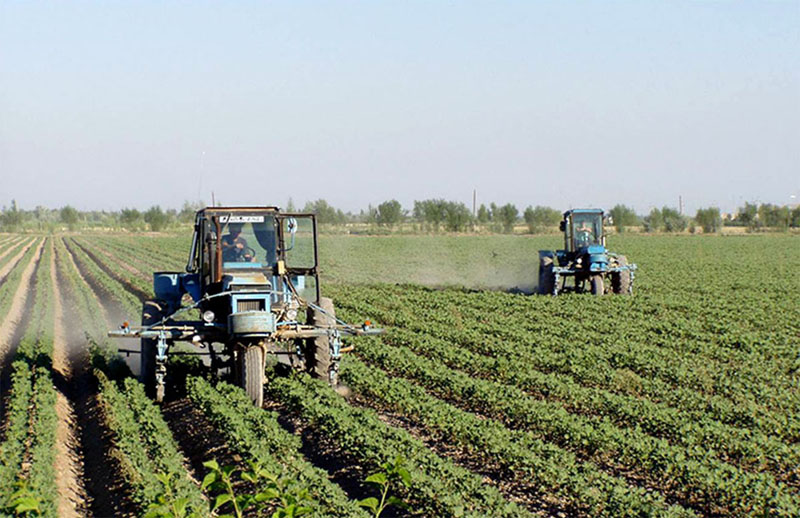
[538,209,637,296]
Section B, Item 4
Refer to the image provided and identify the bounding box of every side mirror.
[559,221,566,232]
[283,218,298,252]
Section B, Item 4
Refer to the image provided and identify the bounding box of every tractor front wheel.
[590,275,604,296]
[611,255,632,295]
[239,345,265,407]
[307,297,337,386]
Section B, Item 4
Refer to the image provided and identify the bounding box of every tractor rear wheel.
[611,255,632,295]
[141,299,165,400]
[538,256,555,295]
[240,345,264,407]
[307,297,337,386]
[590,275,604,296]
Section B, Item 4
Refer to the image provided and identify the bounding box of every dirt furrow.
[0,239,44,361]
[50,245,87,518]
[70,238,150,301]
[60,237,112,325]
[54,240,138,517]
[0,238,35,287]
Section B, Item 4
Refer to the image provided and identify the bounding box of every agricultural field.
[0,231,797,517]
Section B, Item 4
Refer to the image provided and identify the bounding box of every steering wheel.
[242,246,257,262]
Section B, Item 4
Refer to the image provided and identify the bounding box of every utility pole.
[473,189,477,218]
[212,191,216,207]
[679,195,683,215]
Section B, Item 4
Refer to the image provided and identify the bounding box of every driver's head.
[229,223,243,236]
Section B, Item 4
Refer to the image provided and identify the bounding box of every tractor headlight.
[286,308,298,321]
[202,310,215,323]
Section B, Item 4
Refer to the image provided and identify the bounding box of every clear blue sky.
[1,1,798,215]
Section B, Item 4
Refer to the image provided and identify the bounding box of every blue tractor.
[110,206,383,406]
[538,208,636,296]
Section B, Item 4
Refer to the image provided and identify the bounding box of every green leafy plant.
[144,473,199,518]
[3,482,42,517]
[202,459,313,518]
[358,457,411,518]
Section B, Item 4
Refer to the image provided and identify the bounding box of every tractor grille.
[237,299,265,312]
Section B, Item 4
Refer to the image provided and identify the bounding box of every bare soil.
[53,242,139,517]
[50,247,87,518]
[0,237,35,288]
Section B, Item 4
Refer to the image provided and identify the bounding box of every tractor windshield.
[218,214,278,270]
[571,213,603,248]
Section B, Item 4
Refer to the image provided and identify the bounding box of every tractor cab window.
[282,216,316,269]
[571,213,602,248]
[217,214,278,270]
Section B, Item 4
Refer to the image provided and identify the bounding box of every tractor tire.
[141,299,166,399]
[590,275,604,296]
[240,345,264,407]
[538,256,555,295]
[307,297,337,385]
[611,255,632,295]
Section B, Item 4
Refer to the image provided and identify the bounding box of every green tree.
[376,200,403,227]
[737,202,759,230]
[178,201,203,224]
[523,205,560,234]
[643,208,663,232]
[303,199,346,225]
[144,206,170,232]
[695,207,722,233]
[608,205,638,233]
[791,206,800,228]
[662,207,687,232]
[120,208,143,230]
[496,204,518,233]
[413,199,447,230]
[476,204,489,224]
[0,200,24,231]
[442,201,473,232]
[758,203,790,230]
[60,205,80,230]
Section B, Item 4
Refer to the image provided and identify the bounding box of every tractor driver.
[575,220,595,245]
[221,223,254,262]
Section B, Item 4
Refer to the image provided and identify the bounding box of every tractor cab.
[183,207,320,313]
[561,209,605,253]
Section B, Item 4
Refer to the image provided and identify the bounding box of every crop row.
[0,240,59,517]
[331,284,798,443]
[95,370,208,515]
[340,356,693,517]
[0,237,30,273]
[0,239,41,315]
[68,238,151,301]
[62,238,142,320]
[349,336,798,516]
[54,238,207,516]
[266,372,534,517]
[187,376,368,517]
[343,317,795,479]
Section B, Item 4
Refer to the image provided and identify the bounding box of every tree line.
[1,198,798,234]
